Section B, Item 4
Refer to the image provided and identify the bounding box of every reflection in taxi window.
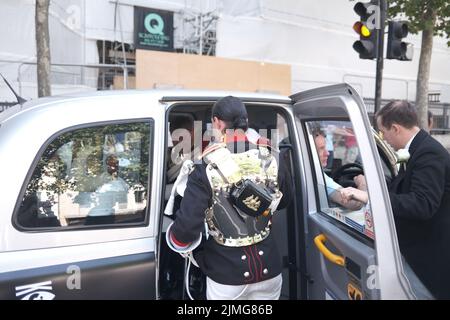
[17,122,151,229]
[307,121,374,239]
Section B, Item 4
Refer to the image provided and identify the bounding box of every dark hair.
[212,96,248,131]
[170,115,194,132]
[309,122,325,138]
[375,100,418,129]
[428,110,433,127]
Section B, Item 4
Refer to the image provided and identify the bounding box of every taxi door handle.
[313,234,345,267]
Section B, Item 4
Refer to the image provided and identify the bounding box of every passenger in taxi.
[87,154,129,219]
[167,116,196,183]
[313,128,368,209]
[428,110,434,131]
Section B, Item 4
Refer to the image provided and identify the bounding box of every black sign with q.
[134,6,174,51]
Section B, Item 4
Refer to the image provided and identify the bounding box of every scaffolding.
[180,10,218,56]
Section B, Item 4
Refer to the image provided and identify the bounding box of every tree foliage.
[387,0,450,45]
[24,123,150,200]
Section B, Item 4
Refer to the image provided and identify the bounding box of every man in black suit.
[376,100,450,299]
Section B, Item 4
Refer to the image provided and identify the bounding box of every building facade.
[1,0,449,109]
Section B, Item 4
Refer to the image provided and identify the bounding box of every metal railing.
[364,98,450,133]
[16,61,135,93]
[0,59,135,92]
[0,101,18,113]
[0,59,136,113]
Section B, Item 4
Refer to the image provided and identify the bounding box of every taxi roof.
[0,89,291,125]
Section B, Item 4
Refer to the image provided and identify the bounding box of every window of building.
[428,92,440,103]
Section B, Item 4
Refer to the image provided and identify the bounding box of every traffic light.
[352,1,378,60]
[386,21,413,61]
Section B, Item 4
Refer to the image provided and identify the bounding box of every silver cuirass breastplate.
[204,144,282,247]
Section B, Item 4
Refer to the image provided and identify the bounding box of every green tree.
[388,0,450,131]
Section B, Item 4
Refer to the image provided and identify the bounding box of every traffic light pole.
[374,0,386,117]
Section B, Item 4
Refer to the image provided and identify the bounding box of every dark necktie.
[398,163,406,175]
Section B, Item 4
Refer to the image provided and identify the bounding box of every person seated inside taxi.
[167,115,197,183]
[313,128,368,209]
[88,154,129,217]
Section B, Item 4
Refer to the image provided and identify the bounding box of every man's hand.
[340,187,368,205]
[354,174,367,191]
[339,188,353,205]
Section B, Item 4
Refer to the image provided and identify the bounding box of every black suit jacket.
[389,129,450,299]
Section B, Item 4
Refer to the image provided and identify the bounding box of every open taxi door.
[290,84,417,300]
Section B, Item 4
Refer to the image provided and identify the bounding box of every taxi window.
[16,121,152,229]
[307,121,374,239]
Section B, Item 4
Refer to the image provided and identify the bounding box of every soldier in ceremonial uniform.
[166,96,292,300]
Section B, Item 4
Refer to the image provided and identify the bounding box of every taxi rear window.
[15,121,152,230]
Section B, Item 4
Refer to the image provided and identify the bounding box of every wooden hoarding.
[135,50,291,95]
